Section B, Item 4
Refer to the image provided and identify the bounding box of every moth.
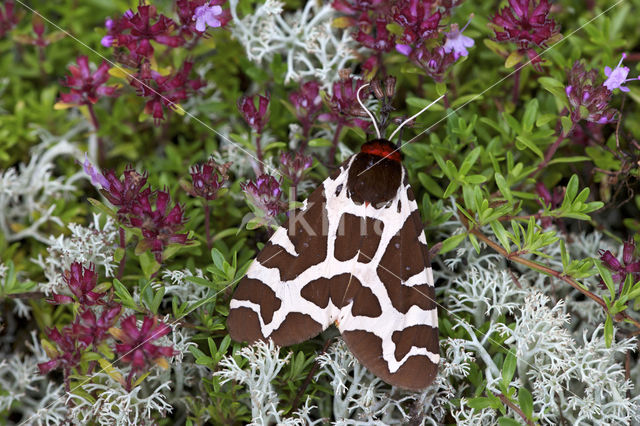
[228,88,442,391]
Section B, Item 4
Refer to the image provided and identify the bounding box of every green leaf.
[467,397,493,410]
[518,387,534,419]
[440,233,467,254]
[561,116,574,135]
[211,248,225,271]
[604,314,613,348]
[418,172,443,198]
[112,279,137,310]
[498,417,522,426]
[515,135,544,159]
[502,350,517,386]
[596,261,616,301]
[495,172,512,203]
[490,221,511,254]
[522,99,538,133]
[139,251,160,279]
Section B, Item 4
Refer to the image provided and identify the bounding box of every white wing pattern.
[228,155,439,390]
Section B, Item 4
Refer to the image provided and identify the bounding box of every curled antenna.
[357,83,381,139]
[389,94,445,142]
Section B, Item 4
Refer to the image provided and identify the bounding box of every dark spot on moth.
[300,273,382,317]
[269,312,323,346]
[342,329,438,391]
[377,209,435,313]
[335,183,343,196]
[227,307,265,344]
[230,278,282,323]
[334,213,384,263]
[391,324,439,361]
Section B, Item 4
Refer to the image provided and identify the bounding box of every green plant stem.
[290,338,333,412]
[459,214,640,330]
[328,123,343,164]
[87,103,105,166]
[496,393,534,426]
[117,227,126,280]
[255,132,264,174]
[204,202,212,251]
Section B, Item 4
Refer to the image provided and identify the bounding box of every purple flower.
[111,315,176,372]
[78,305,122,346]
[114,5,185,61]
[129,190,189,263]
[566,61,616,124]
[0,1,18,38]
[130,61,204,123]
[289,81,322,134]
[193,2,223,31]
[100,166,150,219]
[491,0,560,69]
[38,326,87,374]
[410,45,457,82]
[59,56,118,106]
[82,153,110,190]
[51,262,103,306]
[319,76,370,130]
[238,93,270,134]
[241,174,285,218]
[443,15,475,60]
[395,43,412,56]
[603,53,639,92]
[599,239,640,295]
[280,152,313,185]
[187,159,231,200]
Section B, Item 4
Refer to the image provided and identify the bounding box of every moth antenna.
[388,94,445,142]
[357,83,381,139]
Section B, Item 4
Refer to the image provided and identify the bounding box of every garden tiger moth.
[228,91,441,391]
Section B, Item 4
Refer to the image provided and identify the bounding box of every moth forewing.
[228,138,439,391]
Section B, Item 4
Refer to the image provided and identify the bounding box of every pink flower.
[599,239,640,295]
[0,1,18,38]
[99,166,150,219]
[320,76,370,130]
[112,315,176,372]
[129,190,189,262]
[443,16,474,60]
[193,2,223,31]
[566,61,616,124]
[59,56,118,106]
[82,154,110,189]
[280,152,313,185]
[51,262,103,306]
[289,81,322,134]
[603,53,639,92]
[241,174,285,218]
[130,61,204,123]
[188,159,230,200]
[238,93,270,134]
[491,0,560,69]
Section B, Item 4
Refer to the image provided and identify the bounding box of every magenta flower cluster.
[40,263,175,390]
[241,174,286,218]
[94,2,230,123]
[491,0,560,69]
[565,61,617,124]
[83,159,189,263]
[59,56,118,106]
[599,240,640,295]
[332,0,474,81]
